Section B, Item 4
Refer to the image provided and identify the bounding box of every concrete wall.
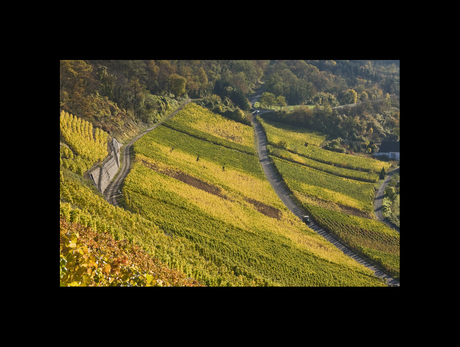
[88,138,122,195]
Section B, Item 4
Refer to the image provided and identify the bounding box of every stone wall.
[88,138,122,195]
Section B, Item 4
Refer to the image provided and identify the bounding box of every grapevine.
[60,110,109,175]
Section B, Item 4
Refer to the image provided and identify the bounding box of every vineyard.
[59,59,401,286]
[273,157,376,214]
[59,100,396,286]
[133,124,268,196]
[60,216,204,287]
[257,116,391,173]
[256,117,327,146]
[302,203,400,279]
[267,145,379,183]
[256,116,399,278]
[60,169,255,286]
[60,127,385,286]
[120,104,387,286]
[60,110,109,175]
[163,102,256,155]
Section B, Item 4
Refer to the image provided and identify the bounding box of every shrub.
[277,140,288,149]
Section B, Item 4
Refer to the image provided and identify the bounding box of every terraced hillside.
[121,103,386,286]
[60,59,399,287]
[255,116,399,280]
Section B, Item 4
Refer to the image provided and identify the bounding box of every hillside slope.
[60,60,399,286]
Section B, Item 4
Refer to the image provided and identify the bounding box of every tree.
[260,92,276,108]
[168,74,187,97]
[231,86,250,111]
[276,95,287,109]
[265,73,284,96]
[231,71,248,94]
[358,91,369,102]
[342,89,358,105]
[197,67,208,93]
[379,167,386,180]
[129,78,145,105]
[385,186,396,202]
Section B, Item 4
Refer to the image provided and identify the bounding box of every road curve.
[374,167,400,232]
[104,98,191,207]
[252,113,400,287]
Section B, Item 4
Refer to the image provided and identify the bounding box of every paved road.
[104,98,191,207]
[374,167,400,232]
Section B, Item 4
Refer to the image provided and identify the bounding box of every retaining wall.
[88,138,122,195]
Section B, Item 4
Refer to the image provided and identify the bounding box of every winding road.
[104,98,191,207]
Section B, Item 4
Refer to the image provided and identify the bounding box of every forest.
[258,60,399,156]
[60,60,268,141]
[60,59,399,156]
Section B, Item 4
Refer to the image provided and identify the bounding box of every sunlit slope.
[163,102,256,155]
[258,116,391,174]
[258,116,399,280]
[124,104,385,286]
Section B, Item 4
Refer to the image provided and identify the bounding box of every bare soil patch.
[140,159,281,220]
[244,197,282,220]
[140,159,226,198]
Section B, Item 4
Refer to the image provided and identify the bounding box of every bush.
[277,140,288,149]
[384,186,396,201]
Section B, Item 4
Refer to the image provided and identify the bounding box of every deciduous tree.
[342,89,358,105]
[198,67,208,91]
[276,95,287,108]
[260,92,276,108]
[169,74,187,97]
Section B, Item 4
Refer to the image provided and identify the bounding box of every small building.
[374,140,400,160]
